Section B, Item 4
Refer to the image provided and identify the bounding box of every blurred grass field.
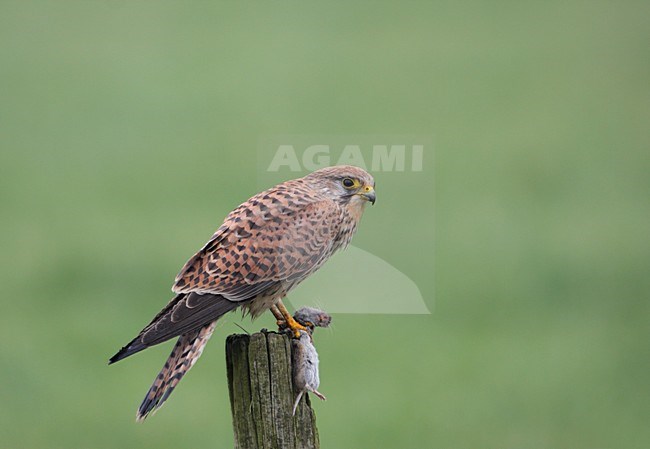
[1,1,649,448]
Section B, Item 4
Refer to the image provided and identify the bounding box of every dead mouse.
[291,329,326,415]
[293,307,332,334]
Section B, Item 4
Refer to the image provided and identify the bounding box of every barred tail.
[136,321,217,421]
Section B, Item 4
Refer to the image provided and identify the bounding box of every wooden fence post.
[226,331,320,449]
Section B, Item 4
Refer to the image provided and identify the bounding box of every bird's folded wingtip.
[108,348,127,365]
[108,339,144,365]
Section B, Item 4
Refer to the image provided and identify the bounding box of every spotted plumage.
[109,165,375,420]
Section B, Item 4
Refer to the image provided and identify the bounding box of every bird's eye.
[342,178,355,189]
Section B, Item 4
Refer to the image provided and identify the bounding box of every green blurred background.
[1,1,649,448]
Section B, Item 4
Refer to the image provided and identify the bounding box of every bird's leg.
[270,305,286,328]
[275,299,308,338]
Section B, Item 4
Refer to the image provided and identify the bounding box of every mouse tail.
[292,391,304,416]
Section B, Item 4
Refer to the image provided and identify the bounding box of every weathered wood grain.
[226,331,320,449]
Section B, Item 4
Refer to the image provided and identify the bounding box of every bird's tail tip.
[132,321,218,422]
[135,405,157,423]
[135,378,175,422]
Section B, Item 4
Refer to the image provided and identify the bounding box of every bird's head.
[304,165,376,209]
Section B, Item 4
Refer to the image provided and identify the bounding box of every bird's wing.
[109,292,239,363]
[110,186,342,365]
[173,192,343,298]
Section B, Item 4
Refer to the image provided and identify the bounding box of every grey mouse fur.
[291,330,326,415]
[293,307,332,332]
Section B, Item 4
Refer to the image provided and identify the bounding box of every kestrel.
[109,165,375,421]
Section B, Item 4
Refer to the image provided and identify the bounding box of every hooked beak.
[359,185,376,205]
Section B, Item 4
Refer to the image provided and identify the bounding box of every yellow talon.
[285,316,308,338]
[275,299,308,338]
